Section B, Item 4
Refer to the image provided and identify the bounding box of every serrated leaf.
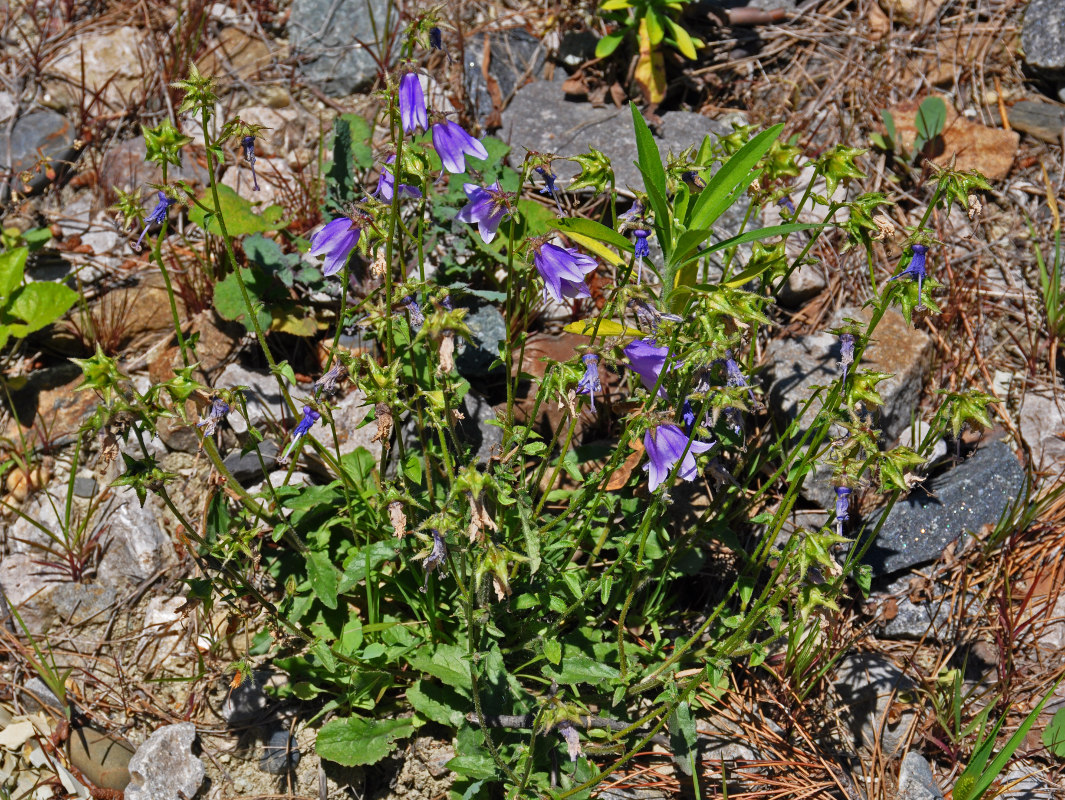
[407,643,472,691]
[317,717,414,766]
[305,550,338,609]
[407,679,468,727]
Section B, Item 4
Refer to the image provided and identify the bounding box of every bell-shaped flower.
[399,72,428,134]
[310,217,361,277]
[375,156,422,202]
[533,241,597,304]
[134,191,175,252]
[455,182,509,243]
[644,423,714,492]
[887,244,928,309]
[431,119,488,173]
[282,405,321,460]
[576,353,602,411]
[624,338,671,396]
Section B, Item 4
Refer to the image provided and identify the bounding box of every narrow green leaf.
[665,17,698,59]
[317,717,415,766]
[556,217,634,253]
[630,102,669,240]
[595,32,625,59]
[689,124,784,232]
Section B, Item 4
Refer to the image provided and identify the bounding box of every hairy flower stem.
[200,107,295,414]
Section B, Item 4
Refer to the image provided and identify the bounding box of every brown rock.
[197,28,275,80]
[877,0,943,26]
[888,98,1018,181]
[44,27,148,110]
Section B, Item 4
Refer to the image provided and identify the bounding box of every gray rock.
[223,439,280,484]
[1022,0,1065,77]
[223,671,269,725]
[0,110,76,196]
[260,729,300,773]
[18,677,64,713]
[0,91,15,123]
[125,723,205,800]
[833,653,918,757]
[697,716,759,763]
[1015,390,1065,476]
[878,586,954,641]
[73,473,98,498]
[499,79,741,194]
[97,489,176,587]
[456,302,507,379]
[217,363,286,434]
[248,469,313,497]
[0,553,60,633]
[763,307,932,507]
[1007,99,1065,145]
[862,440,1024,580]
[898,751,944,800]
[455,392,503,465]
[51,583,116,626]
[288,0,387,95]
[465,30,545,125]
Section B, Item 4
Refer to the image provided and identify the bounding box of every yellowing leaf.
[634,19,666,105]
[564,231,625,267]
[563,319,643,337]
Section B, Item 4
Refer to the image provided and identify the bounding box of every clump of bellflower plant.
[77,29,1002,800]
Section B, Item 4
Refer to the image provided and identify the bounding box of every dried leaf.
[605,438,646,491]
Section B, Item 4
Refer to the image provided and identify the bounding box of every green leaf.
[408,643,472,691]
[1044,708,1065,758]
[188,185,286,236]
[544,653,620,687]
[0,247,28,299]
[446,754,498,780]
[338,541,398,592]
[407,680,467,727]
[305,550,338,609]
[556,217,634,254]
[630,102,669,244]
[213,267,273,332]
[544,639,562,665]
[5,281,78,334]
[915,96,947,151]
[665,17,698,59]
[595,32,625,59]
[689,124,784,232]
[317,717,415,766]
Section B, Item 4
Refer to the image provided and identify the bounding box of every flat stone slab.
[288,0,386,95]
[862,440,1025,580]
[1022,0,1065,76]
[1007,100,1065,144]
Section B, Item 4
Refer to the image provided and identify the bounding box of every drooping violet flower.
[429,27,443,51]
[557,721,582,763]
[533,241,597,304]
[619,200,644,224]
[431,119,489,173]
[577,354,601,411]
[682,398,696,434]
[133,191,175,252]
[632,229,651,284]
[421,529,448,591]
[441,294,453,311]
[887,244,928,309]
[375,155,422,202]
[643,423,715,492]
[835,486,852,537]
[535,166,563,214]
[455,181,510,244]
[778,195,795,215]
[282,405,321,460]
[624,338,671,396]
[196,397,230,438]
[241,136,260,192]
[313,363,348,398]
[839,333,855,384]
[399,72,428,134]
[682,170,705,190]
[723,350,756,404]
[310,217,361,277]
[404,295,425,327]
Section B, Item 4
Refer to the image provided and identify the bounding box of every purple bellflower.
[310,217,361,276]
[624,338,671,396]
[682,398,696,434]
[644,423,714,492]
[282,405,322,460]
[196,397,230,438]
[375,155,422,202]
[404,295,425,327]
[619,200,644,224]
[134,191,175,252]
[839,333,855,384]
[441,294,453,311]
[241,136,260,192]
[533,241,597,304]
[632,229,651,284]
[723,351,756,404]
[887,244,928,309]
[835,486,852,537]
[455,181,509,243]
[432,119,489,173]
[682,170,705,190]
[429,27,452,62]
[421,529,448,591]
[535,166,563,214]
[313,363,348,398]
[577,353,602,411]
[399,72,428,134]
[778,195,796,215]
